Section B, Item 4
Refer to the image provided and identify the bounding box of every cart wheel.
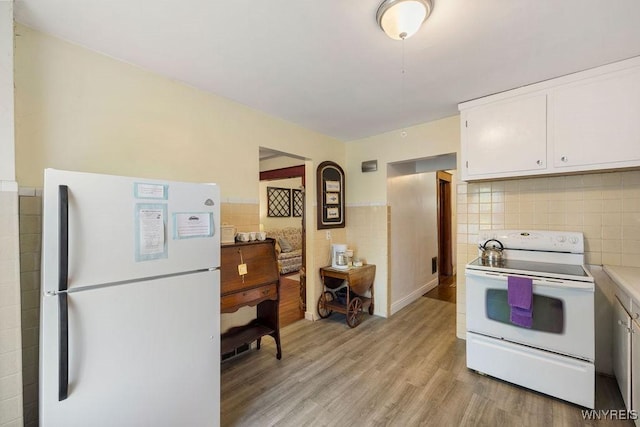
[317,291,334,319]
[368,302,374,315]
[346,297,363,328]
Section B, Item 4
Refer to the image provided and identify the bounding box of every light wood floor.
[221,297,631,426]
[424,275,457,304]
[279,276,303,328]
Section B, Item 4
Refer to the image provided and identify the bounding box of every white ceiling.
[13,0,640,141]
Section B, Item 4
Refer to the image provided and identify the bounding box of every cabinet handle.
[560,156,568,162]
[633,312,639,320]
[536,160,543,166]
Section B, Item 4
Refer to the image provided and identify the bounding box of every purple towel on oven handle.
[510,309,533,328]
[508,276,532,310]
[511,306,532,318]
[508,276,533,328]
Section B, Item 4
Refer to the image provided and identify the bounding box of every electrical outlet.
[326,231,331,240]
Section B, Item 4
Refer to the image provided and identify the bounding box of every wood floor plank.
[221,297,633,427]
[279,276,304,328]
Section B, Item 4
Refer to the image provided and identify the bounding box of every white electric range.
[465,230,595,409]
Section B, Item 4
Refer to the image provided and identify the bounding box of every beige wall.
[14,25,345,193]
[388,172,438,314]
[259,156,304,172]
[345,116,460,204]
[345,116,460,316]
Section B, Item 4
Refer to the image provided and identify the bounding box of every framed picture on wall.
[316,161,345,229]
[267,187,291,217]
[326,207,340,219]
[292,189,303,217]
[325,180,341,192]
[325,192,339,205]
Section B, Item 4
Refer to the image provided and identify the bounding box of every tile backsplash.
[220,202,260,233]
[346,205,388,316]
[456,170,640,269]
[0,190,24,427]
[17,193,41,427]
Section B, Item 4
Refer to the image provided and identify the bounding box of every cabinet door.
[462,94,547,180]
[550,67,640,169]
[633,318,640,414]
[613,297,632,410]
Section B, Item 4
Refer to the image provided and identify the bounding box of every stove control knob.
[556,236,566,243]
[569,236,579,244]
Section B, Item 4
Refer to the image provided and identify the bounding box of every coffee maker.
[331,243,349,269]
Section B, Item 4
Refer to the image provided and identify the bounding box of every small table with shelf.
[317,264,376,328]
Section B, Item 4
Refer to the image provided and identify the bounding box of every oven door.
[465,268,594,361]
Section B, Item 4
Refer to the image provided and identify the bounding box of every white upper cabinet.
[462,95,547,180]
[460,57,640,181]
[550,67,640,170]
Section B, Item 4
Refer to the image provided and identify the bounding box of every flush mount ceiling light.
[377,0,434,40]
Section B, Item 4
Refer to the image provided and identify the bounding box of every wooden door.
[436,171,453,279]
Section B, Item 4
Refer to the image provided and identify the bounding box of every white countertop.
[603,264,640,305]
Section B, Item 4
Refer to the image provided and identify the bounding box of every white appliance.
[331,243,348,269]
[39,169,221,427]
[465,230,595,408]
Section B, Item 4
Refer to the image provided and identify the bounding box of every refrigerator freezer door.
[42,169,220,293]
[40,270,220,427]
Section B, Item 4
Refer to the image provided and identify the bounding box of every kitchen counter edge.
[603,264,640,304]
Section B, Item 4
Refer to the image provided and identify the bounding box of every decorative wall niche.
[316,161,345,229]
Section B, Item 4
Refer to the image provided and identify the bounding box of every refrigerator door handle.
[59,185,69,401]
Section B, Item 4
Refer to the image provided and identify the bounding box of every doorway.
[387,154,457,311]
[259,148,306,327]
[423,170,456,304]
[437,170,453,281]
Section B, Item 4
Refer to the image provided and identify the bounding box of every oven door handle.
[465,269,594,291]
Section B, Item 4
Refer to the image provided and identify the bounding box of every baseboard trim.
[390,277,438,315]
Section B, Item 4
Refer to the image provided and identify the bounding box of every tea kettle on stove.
[479,239,505,263]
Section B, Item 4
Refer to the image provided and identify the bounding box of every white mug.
[257,231,267,241]
[236,232,250,242]
[249,232,256,241]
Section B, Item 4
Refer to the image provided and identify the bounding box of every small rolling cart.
[317,264,376,328]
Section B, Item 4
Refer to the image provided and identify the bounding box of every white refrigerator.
[39,169,220,427]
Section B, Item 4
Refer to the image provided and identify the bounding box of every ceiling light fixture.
[377,0,433,41]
